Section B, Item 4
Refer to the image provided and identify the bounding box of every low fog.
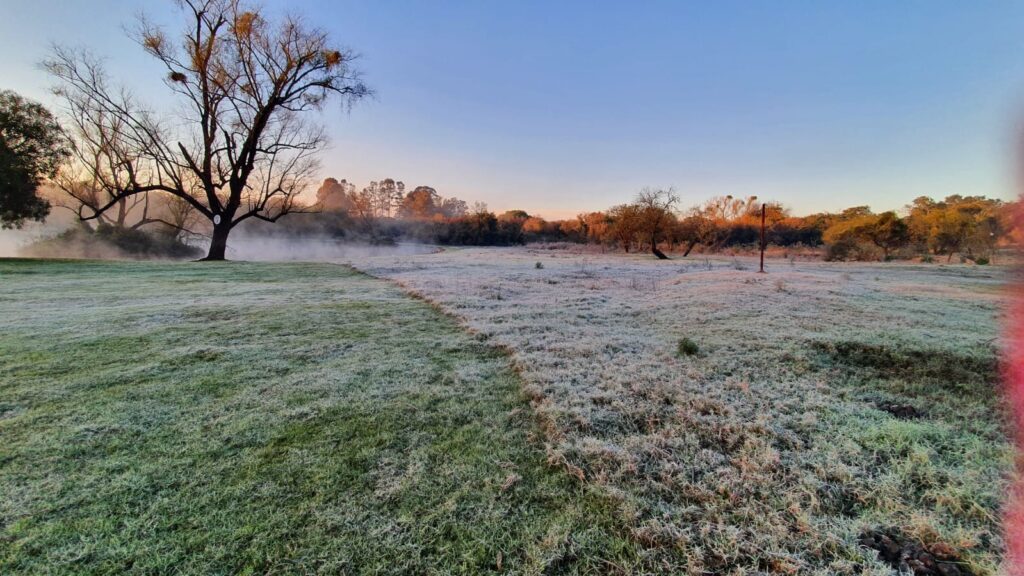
[1,217,438,263]
[222,235,438,263]
[0,211,75,258]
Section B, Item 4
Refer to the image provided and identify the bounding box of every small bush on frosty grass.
[677,337,699,357]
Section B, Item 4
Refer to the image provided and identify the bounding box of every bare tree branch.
[46,0,370,259]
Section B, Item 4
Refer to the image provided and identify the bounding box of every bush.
[974,257,989,265]
[824,238,881,262]
[677,337,699,357]
[94,224,202,258]
[535,261,544,269]
[23,225,202,260]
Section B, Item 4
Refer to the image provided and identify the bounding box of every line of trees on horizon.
[254,177,1019,263]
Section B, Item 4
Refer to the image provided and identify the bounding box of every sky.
[2,1,1024,219]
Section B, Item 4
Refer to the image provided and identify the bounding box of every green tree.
[607,203,643,253]
[0,90,67,228]
[865,211,909,259]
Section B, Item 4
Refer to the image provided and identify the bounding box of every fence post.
[759,203,766,273]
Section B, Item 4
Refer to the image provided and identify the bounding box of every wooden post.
[759,203,766,273]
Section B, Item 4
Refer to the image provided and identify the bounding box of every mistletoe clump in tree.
[47,0,370,259]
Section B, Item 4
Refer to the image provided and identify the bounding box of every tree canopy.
[0,90,67,228]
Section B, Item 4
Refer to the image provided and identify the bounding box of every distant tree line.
[266,179,1018,263]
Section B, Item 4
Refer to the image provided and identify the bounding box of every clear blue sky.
[2,1,1024,218]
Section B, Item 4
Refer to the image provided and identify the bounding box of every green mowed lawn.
[0,259,638,574]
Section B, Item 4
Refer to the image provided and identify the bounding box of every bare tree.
[160,193,202,241]
[52,76,157,230]
[635,187,679,259]
[348,186,378,234]
[46,0,370,259]
[679,194,760,254]
[699,195,759,222]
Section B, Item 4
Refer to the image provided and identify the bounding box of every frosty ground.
[0,250,1013,575]
[0,260,638,574]
[347,246,1013,575]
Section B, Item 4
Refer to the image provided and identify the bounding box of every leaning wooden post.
[758,203,766,273]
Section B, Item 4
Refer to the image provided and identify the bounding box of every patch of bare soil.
[874,400,926,419]
[860,529,975,575]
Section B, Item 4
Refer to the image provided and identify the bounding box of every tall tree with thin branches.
[46,0,370,259]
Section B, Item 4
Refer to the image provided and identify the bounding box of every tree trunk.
[682,239,697,257]
[115,198,127,227]
[203,223,230,260]
[651,236,669,259]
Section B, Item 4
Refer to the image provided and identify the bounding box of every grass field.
[0,252,1014,575]
[0,259,640,574]
[350,246,1015,575]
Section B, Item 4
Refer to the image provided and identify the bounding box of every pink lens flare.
[1006,201,1024,575]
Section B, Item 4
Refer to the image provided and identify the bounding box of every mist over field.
[0,217,440,262]
[221,235,438,262]
[0,213,73,258]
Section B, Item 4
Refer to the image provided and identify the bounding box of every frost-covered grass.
[0,259,641,574]
[350,247,1015,574]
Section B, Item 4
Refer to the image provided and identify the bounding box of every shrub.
[974,257,989,266]
[824,237,857,261]
[23,225,202,260]
[824,237,881,262]
[535,261,544,269]
[94,224,202,258]
[677,337,699,357]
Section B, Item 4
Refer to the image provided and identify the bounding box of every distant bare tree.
[348,185,378,233]
[440,196,468,218]
[379,178,405,217]
[45,0,370,259]
[700,195,760,222]
[679,194,761,254]
[635,187,679,259]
